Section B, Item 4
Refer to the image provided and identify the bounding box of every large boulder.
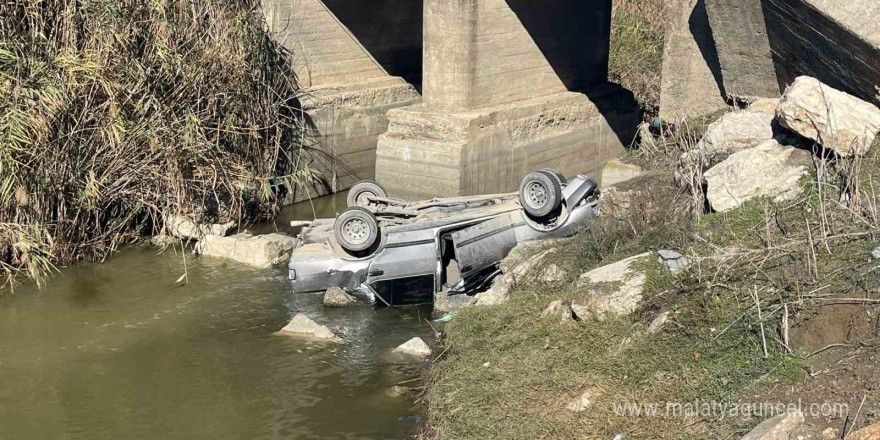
[572,253,652,320]
[740,411,804,440]
[276,314,340,342]
[165,214,235,241]
[677,111,776,183]
[195,233,297,268]
[776,76,880,157]
[704,140,812,212]
[323,287,357,307]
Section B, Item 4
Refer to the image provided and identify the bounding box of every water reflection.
[0,194,432,440]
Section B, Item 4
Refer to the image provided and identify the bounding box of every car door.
[365,231,437,306]
[451,213,519,279]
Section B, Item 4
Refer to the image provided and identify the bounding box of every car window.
[371,275,435,306]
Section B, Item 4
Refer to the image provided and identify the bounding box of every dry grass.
[609,0,664,114]
[0,0,313,289]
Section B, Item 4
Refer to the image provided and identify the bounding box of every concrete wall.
[262,0,422,88]
[423,0,612,112]
[762,0,880,106]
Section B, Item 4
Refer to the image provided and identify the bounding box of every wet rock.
[150,234,178,247]
[648,311,671,334]
[601,158,644,187]
[195,232,296,268]
[676,111,776,184]
[540,300,577,323]
[565,387,605,412]
[704,140,812,213]
[572,253,652,320]
[385,386,413,399]
[394,337,432,357]
[777,76,880,157]
[165,214,235,241]
[657,250,690,274]
[848,421,880,440]
[323,287,357,307]
[740,411,804,440]
[276,314,340,342]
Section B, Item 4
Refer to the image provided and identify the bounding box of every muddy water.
[0,193,433,440]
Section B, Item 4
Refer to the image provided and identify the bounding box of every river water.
[0,193,433,440]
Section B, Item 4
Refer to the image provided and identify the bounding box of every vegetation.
[422,120,880,438]
[609,0,665,114]
[0,0,311,289]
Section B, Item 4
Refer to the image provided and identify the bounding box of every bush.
[0,0,310,288]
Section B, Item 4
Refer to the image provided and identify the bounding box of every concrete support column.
[262,0,422,203]
[705,0,780,101]
[376,0,638,200]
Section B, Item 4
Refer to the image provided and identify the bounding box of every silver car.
[288,170,599,306]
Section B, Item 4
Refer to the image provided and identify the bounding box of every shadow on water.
[0,193,433,440]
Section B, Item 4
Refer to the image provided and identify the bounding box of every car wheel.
[519,171,563,218]
[539,169,567,185]
[347,180,387,208]
[335,207,380,253]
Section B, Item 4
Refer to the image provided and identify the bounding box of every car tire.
[539,169,567,185]
[335,207,380,253]
[347,180,387,208]
[519,171,563,218]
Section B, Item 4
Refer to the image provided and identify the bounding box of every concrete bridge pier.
[262,0,422,203]
[375,0,639,200]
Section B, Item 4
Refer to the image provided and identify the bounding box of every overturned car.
[288,170,599,306]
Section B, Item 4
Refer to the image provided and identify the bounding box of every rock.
[748,98,781,116]
[473,272,515,307]
[740,411,804,440]
[165,214,235,241]
[648,311,671,334]
[677,111,776,183]
[872,246,880,260]
[434,291,472,314]
[323,287,357,307]
[599,171,678,220]
[540,300,577,323]
[385,386,413,399]
[657,250,690,274]
[572,253,652,320]
[848,421,880,440]
[195,232,297,268]
[474,244,567,307]
[704,140,812,213]
[150,234,178,247]
[565,387,604,412]
[394,337,432,357]
[601,159,644,187]
[777,76,880,157]
[821,427,838,440]
[276,314,340,342]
